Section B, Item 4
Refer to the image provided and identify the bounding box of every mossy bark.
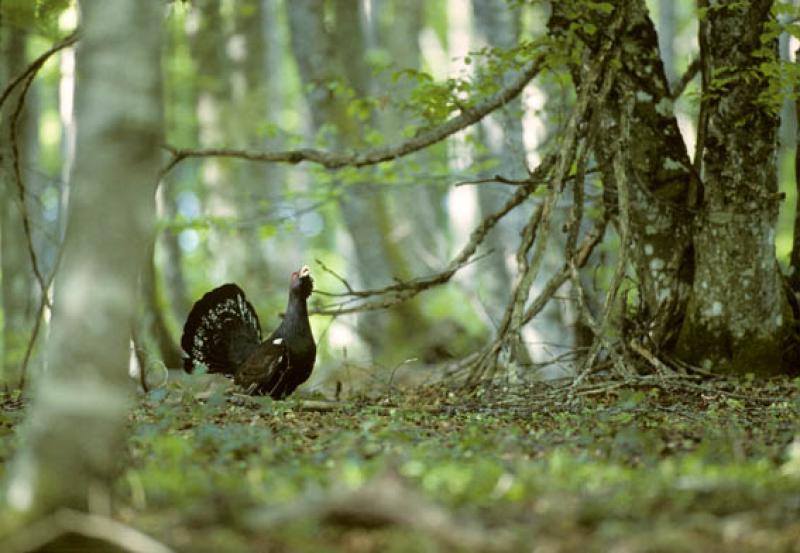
[550,1,695,347]
[674,1,788,373]
[551,0,789,374]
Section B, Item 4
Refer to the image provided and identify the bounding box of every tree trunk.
[675,1,788,373]
[4,0,162,516]
[550,0,695,349]
[0,26,35,388]
[550,0,790,375]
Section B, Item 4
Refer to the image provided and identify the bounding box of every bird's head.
[290,265,314,299]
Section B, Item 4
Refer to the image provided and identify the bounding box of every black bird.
[181,266,316,399]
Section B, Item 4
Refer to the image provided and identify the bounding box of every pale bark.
[4,0,162,515]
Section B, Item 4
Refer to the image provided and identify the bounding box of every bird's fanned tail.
[180,283,262,375]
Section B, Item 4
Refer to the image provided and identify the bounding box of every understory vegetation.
[5,375,800,552]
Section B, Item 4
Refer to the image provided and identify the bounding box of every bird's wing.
[234,337,290,397]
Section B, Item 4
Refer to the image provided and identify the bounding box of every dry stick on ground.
[243,471,508,552]
[5,509,175,553]
[161,55,547,175]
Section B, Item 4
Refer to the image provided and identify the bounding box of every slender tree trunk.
[0,26,35,388]
[4,0,162,516]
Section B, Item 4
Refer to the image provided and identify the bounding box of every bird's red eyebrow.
[290,271,299,280]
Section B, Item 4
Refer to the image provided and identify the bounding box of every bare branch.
[5,509,175,553]
[0,31,79,112]
[10,72,50,308]
[162,55,546,174]
[669,57,700,100]
[573,88,637,387]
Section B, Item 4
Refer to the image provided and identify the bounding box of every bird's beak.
[299,265,311,279]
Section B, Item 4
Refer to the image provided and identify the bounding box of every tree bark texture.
[550,0,695,348]
[4,0,162,515]
[551,0,788,374]
[675,0,788,373]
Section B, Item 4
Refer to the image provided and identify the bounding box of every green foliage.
[0,0,71,38]
[700,1,800,118]
[4,377,800,551]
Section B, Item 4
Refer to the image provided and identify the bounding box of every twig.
[162,55,546,175]
[628,338,676,376]
[453,168,599,187]
[309,169,544,315]
[314,258,354,294]
[0,31,79,112]
[10,70,51,309]
[521,219,607,325]
[669,57,700,100]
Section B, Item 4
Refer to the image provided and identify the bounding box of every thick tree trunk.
[675,1,788,373]
[550,0,695,349]
[4,0,162,515]
[551,0,790,374]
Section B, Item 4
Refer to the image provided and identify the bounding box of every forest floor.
[2,374,800,552]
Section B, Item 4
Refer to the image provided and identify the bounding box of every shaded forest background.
[2,0,800,393]
[5,2,800,552]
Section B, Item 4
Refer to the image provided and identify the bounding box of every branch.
[309,158,552,316]
[10,71,50,308]
[464,6,626,387]
[573,89,636,387]
[669,57,700,100]
[162,55,546,174]
[0,31,79,112]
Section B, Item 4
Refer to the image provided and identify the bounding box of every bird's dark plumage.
[181,267,316,399]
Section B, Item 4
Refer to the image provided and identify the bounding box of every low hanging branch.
[161,55,546,175]
[0,30,79,112]
[310,157,555,316]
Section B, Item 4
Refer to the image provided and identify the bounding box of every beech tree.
[4,0,162,522]
[550,0,794,374]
